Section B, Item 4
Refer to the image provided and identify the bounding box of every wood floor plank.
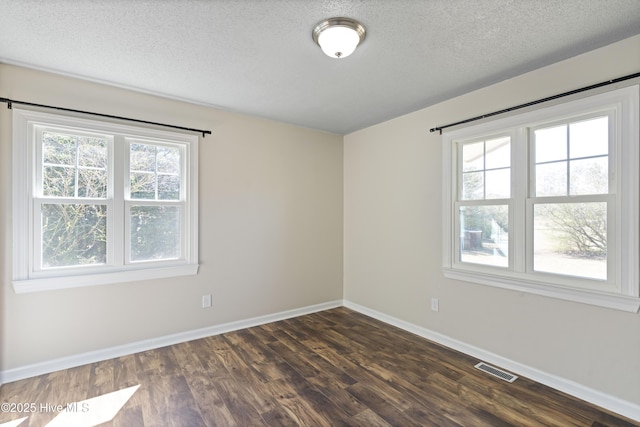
[344,351,479,425]
[112,403,145,427]
[345,382,425,427]
[87,359,115,398]
[1,307,638,427]
[305,376,366,418]
[223,329,272,366]
[457,372,587,426]
[212,375,266,426]
[182,370,238,427]
[113,354,140,389]
[259,378,334,427]
[259,405,301,427]
[349,408,395,427]
[267,340,322,378]
[164,374,208,427]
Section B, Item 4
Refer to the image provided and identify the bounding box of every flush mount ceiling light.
[312,17,366,59]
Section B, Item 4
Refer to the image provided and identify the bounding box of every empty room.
[1,1,639,426]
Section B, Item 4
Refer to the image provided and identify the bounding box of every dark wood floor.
[1,307,638,426]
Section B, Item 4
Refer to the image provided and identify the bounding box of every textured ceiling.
[1,0,639,134]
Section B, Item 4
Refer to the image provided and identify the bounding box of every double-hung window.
[443,86,640,312]
[12,109,199,293]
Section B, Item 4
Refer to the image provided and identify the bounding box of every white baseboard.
[0,300,342,385]
[343,300,640,423]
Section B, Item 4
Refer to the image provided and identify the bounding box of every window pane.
[77,137,108,168]
[130,206,180,261]
[462,171,484,200]
[130,143,156,172]
[535,125,567,163]
[460,138,511,201]
[485,168,510,199]
[536,162,566,197]
[485,137,510,169]
[157,146,180,174]
[533,203,606,280]
[462,142,484,172]
[130,172,156,199]
[569,117,608,159]
[129,143,182,201]
[78,169,107,198]
[43,165,76,197]
[43,132,76,165]
[42,132,108,198]
[158,175,180,200]
[459,205,508,267]
[570,157,608,195]
[41,204,107,268]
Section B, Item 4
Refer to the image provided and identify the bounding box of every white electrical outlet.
[202,294,212,308]
[431,298,439,312]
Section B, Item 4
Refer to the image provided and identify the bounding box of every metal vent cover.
[474,362,518,383]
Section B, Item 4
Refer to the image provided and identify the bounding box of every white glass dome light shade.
[312,18,366,59]
[318,26,360,58]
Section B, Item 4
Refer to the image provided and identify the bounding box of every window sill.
[443,268,640,313]
[12,264,199,294]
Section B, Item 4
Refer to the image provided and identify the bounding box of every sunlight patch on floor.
[0,417,27,427]
[44,385,140,427]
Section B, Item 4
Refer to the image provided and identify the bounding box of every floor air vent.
[474,362,518,383]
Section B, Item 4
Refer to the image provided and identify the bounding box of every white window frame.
[442,86,640,312]
[12,109,199,293]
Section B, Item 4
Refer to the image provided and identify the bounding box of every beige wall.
[344,35,640,404]
[0,64,344,370]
